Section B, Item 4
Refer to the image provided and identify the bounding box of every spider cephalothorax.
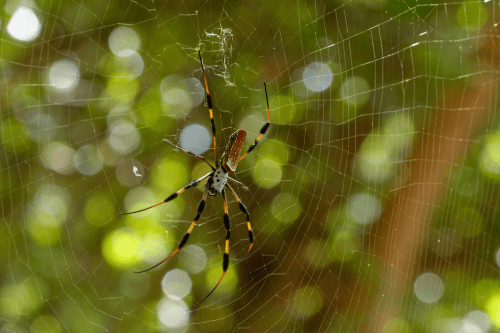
[119,50,270,306]
[207,129,246,196]
[206,168,228,196]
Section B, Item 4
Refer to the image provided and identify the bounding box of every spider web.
[1,0,500,332]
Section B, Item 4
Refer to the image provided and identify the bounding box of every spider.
[119,50,270,307]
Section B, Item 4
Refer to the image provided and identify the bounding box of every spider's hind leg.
[134,188,209,273]
[192,189,231,307]
[226,184,253,262]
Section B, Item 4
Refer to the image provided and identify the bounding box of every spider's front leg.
[198,50,219,167]
[119,172,212,215]
[163,139,215,171]
[238,82,270,162]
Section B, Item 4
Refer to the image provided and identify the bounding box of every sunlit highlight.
[74,145,104,175]
[7,6,41,42]
[160,75,193,119]
[485,292,500,327]
[48,59,80,93]
[414,272,444,304]
[102,227,140,269]
[157,297,189,329]
[162,269,192,299]
[109,26,141,55]
[180,244,208,274]
[480,132,500,180]
[303,62,333,92]
[108,121,141,154]
[272,192,302,224]
[349,192,382,226]
[180,124,211,155]
[252,157,282,189]
[293,285,324,318]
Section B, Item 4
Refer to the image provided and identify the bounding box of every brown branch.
[366,73,497,331]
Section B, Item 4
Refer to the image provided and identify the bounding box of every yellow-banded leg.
[239,82,270,162]
[198,50,219,168]
[192,189,231,307]
[119,172,212,215]
[134,188,209,273]
[163,139,215,171]
[226,184,253,262]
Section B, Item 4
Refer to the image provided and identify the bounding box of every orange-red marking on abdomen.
[221,129,247,172]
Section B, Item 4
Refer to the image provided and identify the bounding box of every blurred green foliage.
[1,0,500,331]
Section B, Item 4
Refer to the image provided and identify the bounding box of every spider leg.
[119,172,212,215]
[198,50,219,168]
[226,184,253,262]
[192,189,231,307]
[163,139,215,171]
[227,177,249,191]
[134,188,208,273]
[239,82,270,162]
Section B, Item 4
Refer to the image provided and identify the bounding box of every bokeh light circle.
[157,297,189,329]
[339,76,371,107]
[7,7,41,42]
[414,272,445,304]
[457,2,488,31]
[479,132,500,180]
[115,50,144,77]
[35,184,70,219]
[357,134,394,184]
[102,227,140,269]
[302,62,333,92]
[179,124,211,155]
[348,192,382,226]
[85,194,116,227]
[496,247,500,269]
[381,318,411,333]
[30,315,61,333]
[160,75,194,119]
[137,233,172,266]
[272,192,302,224]
[48,59,80,93]
[180,244,208,274]
[463,310,492,333]
[108,26,141,55]
[184,78,205,107]
[162,269,192,299]
[108,121,141,154]
[74,145,104,176]
[42,142,75,175]
[252,157,282,189]
[293,285,324,318]
[485,292,500,327]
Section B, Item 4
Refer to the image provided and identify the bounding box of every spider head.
[207,188,218,197]
[206,177,216,196]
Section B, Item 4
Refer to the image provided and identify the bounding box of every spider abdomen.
[221,129,247,173]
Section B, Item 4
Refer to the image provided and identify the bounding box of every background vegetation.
[1,0,499,332]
